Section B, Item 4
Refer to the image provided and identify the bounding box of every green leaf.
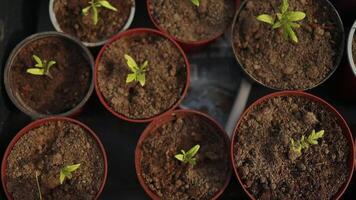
[124,54,138,72]
[276,13,283,20]
[137,73,146,86]
[82,6,91,16]
[59,170,66,184]
[290,22,301,28]
[47,60,56,70]
[126,73,136,83]
[141,61,148,71]
[286,11,306,22]
[63,164,81,172]
[92,6,99,25]
[175,154,184,161]
[27,68,45,75]
[98,1,118,11]
[280,0,289,14]
[59,164,80,185]
[186,145,200,157]
[256,14,275,25]
[33,55,43,67]
[272,21,282,29]
[191,0,200,7]
[307,130,324,145]
[285,24,298,43]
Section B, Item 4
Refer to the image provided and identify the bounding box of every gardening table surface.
[0,0,355,199]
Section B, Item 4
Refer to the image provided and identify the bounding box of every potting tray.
[0,0,355,199]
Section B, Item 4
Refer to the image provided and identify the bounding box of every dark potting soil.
[97,33,187,119]
[53,0,133,43]
[233,0,343,90]
[6,120,105,200]
[140,114,230,199]
[149,0,235,42]
[234,96,350,200]
[10,36,91,115]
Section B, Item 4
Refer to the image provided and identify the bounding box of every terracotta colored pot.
[231,91,354,200]
[147,0,241,51]
[135,109,232,199]
[94,28,190,123]
[3,32,94,119]
[1,117,108,200]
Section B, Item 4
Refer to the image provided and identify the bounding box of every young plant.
[191,0,200,7]
[26,55,57,79]
[82,0,118,25]
[174,144,200,166]
[256,0,306,43]
[290,129,325,156]
[35,172,43,200]
[59,164,81,185]
[124,54,148,87]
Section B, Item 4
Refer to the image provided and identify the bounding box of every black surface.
[0,0,355,199]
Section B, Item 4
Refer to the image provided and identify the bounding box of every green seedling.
[191,0,200,7]
[174,144,200,166]
[35,172,42,200]
[26,55,57,79]
[124,54,148,87]
[256,0,306,43]
[290,129,325,156]
[82,0,118,25]
[59,164,81,185]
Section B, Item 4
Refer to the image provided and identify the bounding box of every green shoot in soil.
[35,172,42,200]
[59,164,81,185]
[290,129,324,156]
[174,144,200,166]
[256,0,306,43]
[191,0,200,7]
[124,54,148,87]
[26,55,57,79]
[82,0,118,25]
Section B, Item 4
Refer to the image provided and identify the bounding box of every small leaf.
[256,14,275,25]
[175,154,184,162]
[47,60,57,70]
[285,24,298,43]
[126,73,136,83]
[141,61,148,71]
[124,54,138,72]
[286,11,306,22]
[98,1,118,11]
[186,145,200,157]
[33,55,43,67]
[273,21,282,29]
[27,68,45,75]
[137,73,145,86]
[191,0,200,7]
[290,22,301,28]
[92,6,99,25]
[63,164,81,172]
[276,13,283,20]
[59,170,66,184]
[280,0,289,14]
[82,6,91,16]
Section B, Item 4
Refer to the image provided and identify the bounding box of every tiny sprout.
[82,0,118,25]
[256,0,306,43]
[124,54,148,87]
[26,55,57,79]
[191,0,200,7]
[290,130,324,156]
[174,144,200,166]
[59,164,81,185]
[35,172,42,200]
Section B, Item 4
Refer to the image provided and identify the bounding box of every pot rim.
[49,0,136,47]
[230,0,345,91]
[3,31,94,119]
[94,28,191,123]
[1,117,108,200]
[230,91,355,200]
[134,109,232,200]
[347,20,356,77]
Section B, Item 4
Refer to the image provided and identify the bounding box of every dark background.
[0,0,355,199]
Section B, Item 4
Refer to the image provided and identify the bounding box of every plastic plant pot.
[231,91,355,200]
[347,20,356,82]
[147,0,241,51]
[231,0,345,91]
[4,32,94,119]
[94,28,190,123]
[135,109,232,200]
[49,0,136,47]
[1,117,108,200]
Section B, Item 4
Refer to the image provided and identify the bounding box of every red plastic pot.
[135,109,232,199]
[146,0,241,51]
[94,28,190,123]
[1,117,108,200]
[231,91,355,200]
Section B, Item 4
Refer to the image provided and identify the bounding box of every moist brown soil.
[353,36,356,64]
[53,0,133,43]
[234,96,350,200]
[6,120,105,200]
[140,114,230,199]
[10,36,91,115]
[97,33,187,120]
[233,0,343,90]
[149,0,235,42]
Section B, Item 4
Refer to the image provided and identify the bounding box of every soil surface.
[149,0,235,42]
[140,114,230,199]
[234,96,350,200]
[353,36,356,64]
[97,33,187,120]
[6,120,105,200]
[53,0,133,43]
[233,0,343,90]
[10,36,91,115]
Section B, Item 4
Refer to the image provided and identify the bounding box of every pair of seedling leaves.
[26,55,57,79]
[256,0,306,43]
[290,129,325,157]
[82,0,118,25]
[35,164,80,200]
[175,144,200,166]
